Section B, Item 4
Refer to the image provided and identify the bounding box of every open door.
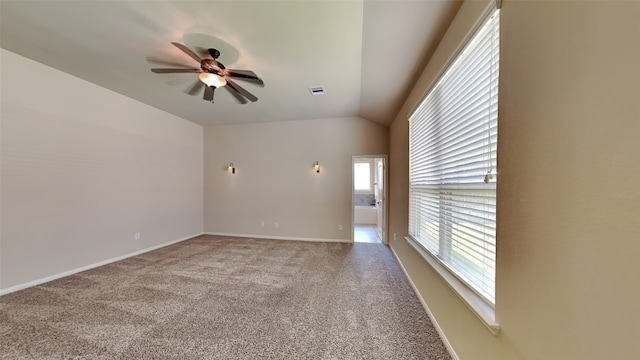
[375,158,386,244]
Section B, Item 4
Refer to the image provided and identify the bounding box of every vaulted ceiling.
[0,1,462,126]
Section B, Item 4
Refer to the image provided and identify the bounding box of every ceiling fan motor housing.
[200,59,223,74]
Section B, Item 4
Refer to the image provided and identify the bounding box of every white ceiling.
[0,1,461,127]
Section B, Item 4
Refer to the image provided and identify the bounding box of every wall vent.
[309,86,325,95]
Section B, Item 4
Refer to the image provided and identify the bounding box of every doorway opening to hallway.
[352,156,387,244]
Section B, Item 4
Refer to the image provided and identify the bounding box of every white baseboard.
[0,232,204,296]
[390,246,460,360]
[203,232,352,244]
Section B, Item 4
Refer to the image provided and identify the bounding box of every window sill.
[405,236,500,336]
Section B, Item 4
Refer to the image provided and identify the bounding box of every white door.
[374,158,385,243]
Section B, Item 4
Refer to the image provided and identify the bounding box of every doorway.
[352,156,387,244]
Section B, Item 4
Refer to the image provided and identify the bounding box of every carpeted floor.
[1,235,452,359]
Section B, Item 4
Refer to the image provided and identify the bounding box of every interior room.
[1,1,638,359]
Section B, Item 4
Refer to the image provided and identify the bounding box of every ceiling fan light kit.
[150,42,263,104]
[199,73,227,88]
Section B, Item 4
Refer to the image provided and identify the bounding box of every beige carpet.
[1,235,452,359]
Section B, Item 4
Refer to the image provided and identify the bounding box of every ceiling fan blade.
[226,70,264,86]
[228,77,264,86]
[203,85,215,102]
[224,86,249,104]
[146,57,193,68]
[171,42,202,63]
[151,68,201,73]
[227,69,258,78]
[226,79,258,102]
[185,79,204,95]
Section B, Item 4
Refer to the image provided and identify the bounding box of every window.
[354,162,372,191]
[408,9,499,308]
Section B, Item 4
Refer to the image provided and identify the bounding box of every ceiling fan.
[150,42,263,104]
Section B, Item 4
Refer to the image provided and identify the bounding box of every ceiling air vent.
[309,86,325,96]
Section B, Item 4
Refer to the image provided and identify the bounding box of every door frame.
[352,155,388,245]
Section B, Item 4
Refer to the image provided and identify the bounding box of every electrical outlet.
[338,224,343,231]
[394,233,397,241]
[274,222,279,228]
[134,232,141,241]
[260,221,265,227]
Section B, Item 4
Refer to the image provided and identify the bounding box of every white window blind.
[408,9,499,305]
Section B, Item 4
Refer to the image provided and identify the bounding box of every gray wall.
[203,118,389,241]
[1,49,204,291]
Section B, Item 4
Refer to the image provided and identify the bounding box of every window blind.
[409,9,499,304]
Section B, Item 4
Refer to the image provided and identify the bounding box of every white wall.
[204,117,388,241]
[389,0,640,359]
[0,49,204,291]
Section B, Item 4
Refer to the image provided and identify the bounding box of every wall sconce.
[314,161,320,173]
[228,162,235,174]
